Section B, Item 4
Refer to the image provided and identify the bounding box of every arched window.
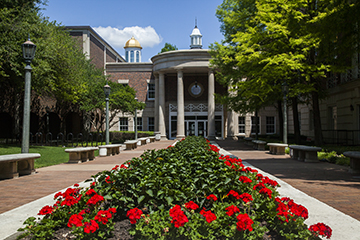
[136,51,140,62]
[125,50,129,62]
[130,50,134,62]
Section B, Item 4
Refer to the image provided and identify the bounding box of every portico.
[152,49,222,140]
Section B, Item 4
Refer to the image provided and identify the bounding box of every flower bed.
[18,136,331,239]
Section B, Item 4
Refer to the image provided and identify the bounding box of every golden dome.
[124,37,142,49]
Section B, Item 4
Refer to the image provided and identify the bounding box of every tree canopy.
[210,0,360,144]
[0,0,143,135]
[159,43,178,53]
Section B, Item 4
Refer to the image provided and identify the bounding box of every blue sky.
[40,0,225,62]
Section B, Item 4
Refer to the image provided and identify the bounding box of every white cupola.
[124,36,142,62]
[190,19,202,49]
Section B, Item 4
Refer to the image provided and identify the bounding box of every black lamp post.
[104,84,111,145]
[134,97,138,140]
[282,82,289,144]
[21,36,36,153]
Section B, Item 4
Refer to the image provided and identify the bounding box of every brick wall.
[106,49,117,63]
[107,71,154,102]
[90,34,105,69]
[69,32,83,50]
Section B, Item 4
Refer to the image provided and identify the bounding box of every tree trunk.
[278,100,283,141]
[291,97,301,144]
[312,91,323,145]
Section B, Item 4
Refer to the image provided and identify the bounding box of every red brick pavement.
[0,140,175,214]
[216,139,360,221]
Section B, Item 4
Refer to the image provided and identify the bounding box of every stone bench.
[267,143,288,155]
[137,137,148,146]
[0,153,40,179]
[252,140,267,150]
[343,151,360,174]
[65,147,98,163]
[124,140,138,150]
[289,145,322,163]
[98,144,122,157]
[148,136,155,143]
[244,137,253,146]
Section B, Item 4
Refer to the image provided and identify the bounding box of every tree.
[159,43,178,53]
[79,73,146,133]
[211,0,359,145]
[0,0,142,136]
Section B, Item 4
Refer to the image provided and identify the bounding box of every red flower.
[86,189,97,196]
[227,190,240,199]
[225,205,240,216]
[38,205,53,215]
[309,223,332,239]
[239,176,252,184]
[259,187,272,199]
[200,209,217,223]
[95,209,115,224]
[84,220,99,234]
[86,194,104,206]
[68,213,83,228]
[120,164,128,169]
[54,191,62,199]
[73,183,79,187]
[206,194,218,201]
[105,176,112,183]
[127,208,143,224]
[209,144,220,152]
[169,205,188,228]
[236,213,254,232]
[239,193,253,203]
[112,165,119,170]
[184,201,199,210]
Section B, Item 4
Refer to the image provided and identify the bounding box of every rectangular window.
[119,117,128,131]
[148,117,154,131]
[251,116,260,134]
[266,116,275,134]
[133,117,142,131]
[147,83,155,100]
[238,116,245,134]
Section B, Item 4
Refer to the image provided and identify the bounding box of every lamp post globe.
[104,84,111,145]
[282,82,289,144]
[21,36,36,153]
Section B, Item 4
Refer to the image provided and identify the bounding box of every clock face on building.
[189,82,203,98]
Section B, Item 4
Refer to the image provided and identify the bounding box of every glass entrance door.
[185,120,207,137]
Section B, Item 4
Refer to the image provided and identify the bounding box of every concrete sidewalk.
[1,139,360,240]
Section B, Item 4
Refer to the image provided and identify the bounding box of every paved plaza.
[1,139,360,240]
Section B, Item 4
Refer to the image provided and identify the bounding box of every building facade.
[105,25,280,140]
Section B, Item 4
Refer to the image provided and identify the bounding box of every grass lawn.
[0,144,99,168]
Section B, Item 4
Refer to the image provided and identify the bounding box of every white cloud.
[93,26,162,49]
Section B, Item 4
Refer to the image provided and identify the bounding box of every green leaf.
[165,196,173,205]
[146,189,154,197]
[138,195,145,204]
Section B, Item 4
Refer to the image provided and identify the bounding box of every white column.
[159,72,168,140]
[176,70,185,139]
[154,74,159,133]
[207,70,216,140]
[226,109,237,139]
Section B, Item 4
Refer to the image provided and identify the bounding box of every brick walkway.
[216,139,360,221]
[0,140,175,214]
[1,138,360,222]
